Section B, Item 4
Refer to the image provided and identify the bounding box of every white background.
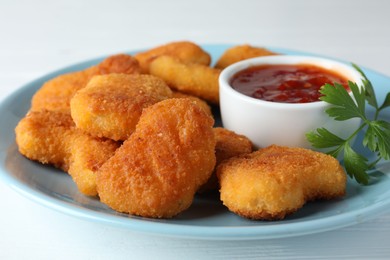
[1,0,390,259]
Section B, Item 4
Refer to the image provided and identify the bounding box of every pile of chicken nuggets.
[15,41,347,220]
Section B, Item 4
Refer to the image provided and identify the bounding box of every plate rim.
[1,44,390,240]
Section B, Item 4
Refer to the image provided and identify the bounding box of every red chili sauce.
[230,64,350,103]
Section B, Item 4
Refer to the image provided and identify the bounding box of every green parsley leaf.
[349,81,366,115]
[306,64,390,185]
[320,83,366,121]
[306,128,345,148]
[352,63,378,109]
[379,93,390,111]
[343,143,370,185]
[364,120,390,160]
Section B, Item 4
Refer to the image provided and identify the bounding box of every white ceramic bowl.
[219,55,364,149]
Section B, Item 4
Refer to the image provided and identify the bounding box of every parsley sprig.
[306,64,390,185]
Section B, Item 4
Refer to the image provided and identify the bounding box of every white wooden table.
[1,0,390,259]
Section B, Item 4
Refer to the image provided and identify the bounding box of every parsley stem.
[329,122,366,159]
[368,156,382,169]
[374,109,380,120]
[345,121,367,143]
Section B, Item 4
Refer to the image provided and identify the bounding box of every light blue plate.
[1,45,390,240]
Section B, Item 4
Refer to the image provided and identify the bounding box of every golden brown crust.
[171,91,212,117]
[134,41,211,73]
[217,145,346,220]
[198,127,253,193]
[15,110,75,170]
[31,54,141,112]
[213,128,253,162]
[215,45,278,69]
[15,110,119,196]
[96,99,216,218]
[149,55,221,104]
[68,133,119,196]
[70,74,172,141]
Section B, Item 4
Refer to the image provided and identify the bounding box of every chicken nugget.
[97,98,216,218]
[217,145,346,220]
[15,111,75,170]
[31,54,141,112]
[70,74,172,141]
[149,55,221,104]
[198,127,253,193]
[215,45,278,69]
[171,91,212,116]
[15,110,119,196]
[67,134,119,196]
[134,41,211,73]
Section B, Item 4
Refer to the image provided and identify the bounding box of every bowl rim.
[219,55,364,110]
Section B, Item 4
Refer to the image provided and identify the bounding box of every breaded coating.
[134,41,211,73]
[199,127,253,193]
[15,111,75,170]
[68,134,119,196]
[70,74,172,141]
[149,55,221,104]
[31,54,141,112]
[217,145,346,220]
[96,99,216,218]
[171,91,212,117]
[15,110,119,196]
[215,45,278,69]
